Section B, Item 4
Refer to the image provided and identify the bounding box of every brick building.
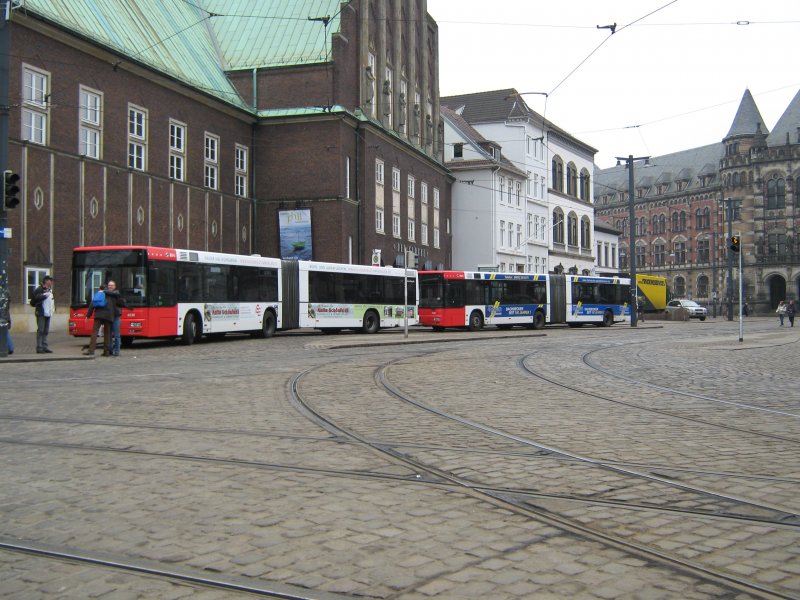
[594,88,800,314]
[4,0,451,329]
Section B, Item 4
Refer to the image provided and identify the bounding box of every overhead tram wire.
[547,0,678,97]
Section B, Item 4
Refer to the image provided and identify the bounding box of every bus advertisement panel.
[419,271,630,330]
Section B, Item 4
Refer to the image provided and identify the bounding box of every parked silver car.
[665,299,707,321]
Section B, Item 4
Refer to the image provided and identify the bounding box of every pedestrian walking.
[30,275,55,353]
[776,301,787,326]
[787,300,796,328]
[105,280,126,356]
[84,283,115,356]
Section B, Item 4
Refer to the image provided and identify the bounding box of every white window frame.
[22,65,49,145]
[421,182,428,204]
[204,132,219,190]
[421,222,428,246]
[26,267,50,304]
[169,120,186,181]
[408,219,415,242]
[407,175,415,198]
[79,86,102,159]
[433,187,439,209]
[392,167,401,192]
[127,104,147,171]
[392,214,401,237]
[376,207,384,233]
[375,159,384,185]
[235,144,248,197]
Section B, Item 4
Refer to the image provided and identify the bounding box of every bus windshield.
[419,274,445,308]
[71,249,148,308]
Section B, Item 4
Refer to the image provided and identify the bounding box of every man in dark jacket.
[84,283,116,356]
[31,275,54,353]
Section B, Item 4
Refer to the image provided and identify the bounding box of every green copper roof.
[203,0,342,70]
[19,0,345,109]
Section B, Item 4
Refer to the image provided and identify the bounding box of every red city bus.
[69,246,282,345]
[70,246,418,345]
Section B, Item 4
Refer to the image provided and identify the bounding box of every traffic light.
[3,170,20,209]
[729,235,740,253]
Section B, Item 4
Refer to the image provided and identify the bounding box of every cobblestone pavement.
[0,318,798,599]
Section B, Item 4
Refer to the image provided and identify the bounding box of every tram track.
[519,349,800,445]
[287,358,800,600]
[0,538,352,600]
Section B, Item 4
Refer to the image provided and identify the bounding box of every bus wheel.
[532,310,545,330]
[602,310,614,327]
[468,310,483,331]
[432,326,445,332]
[260,311,277,338]
[362,310,380,334]
[182,313,200,345]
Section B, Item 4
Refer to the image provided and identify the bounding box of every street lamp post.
[616,154,650,327]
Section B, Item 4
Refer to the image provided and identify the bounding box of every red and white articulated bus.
[417,270,631,331]
[69,246,417,345]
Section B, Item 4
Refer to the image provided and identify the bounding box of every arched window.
[671,212,679,232]
[567,212,578,246]
[652,215,659,233]
[679,211,686,231]
[553,208,564,244]
[659,214,666,234]
[695,209,703,230]
[579,169,591,201]
[703,207,710,229]
[674,276,686,297]
[551,156,564,192]
[566,162,577,196]
[639,217,646,236]
[697,275,709,298]
[580,216,591,249]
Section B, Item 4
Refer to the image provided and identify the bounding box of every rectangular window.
[127,105,147,170]
[421,182,428,204]
[26,267,50,304]
[517,224,522,248]
[516,182,521,207]
[235,144,248,197]
[376,207,384,233]
[169,120,186,181]
[79,87,102,159]
[421,222,428,245]
[407,175,415,198]
[408,219,415,241]
[345,156,351,199]
[22,66,49,145]
[500,221,506,247]
[433,187,439,209]
[499,177,505,202]
[375,159,384,185]
[392,214,401,237]
[367,52,377,118]
[392,167,401,192]
[434,228,440,248]
[204,133,219,190]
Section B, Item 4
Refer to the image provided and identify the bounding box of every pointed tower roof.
[766,88,800,146]
[725,89,768,139]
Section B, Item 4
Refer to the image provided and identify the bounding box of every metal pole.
[738,244,743,342]
[725,199,734,322]
[627,155,637,327]
[0,3,12,357]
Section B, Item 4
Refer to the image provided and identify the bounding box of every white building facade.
[442,89,596,274]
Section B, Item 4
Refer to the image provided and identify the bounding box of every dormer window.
[453,143,463,159]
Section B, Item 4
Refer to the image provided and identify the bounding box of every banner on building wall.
[279,209,312,260]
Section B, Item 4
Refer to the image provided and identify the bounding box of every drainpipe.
[250,68,257,253]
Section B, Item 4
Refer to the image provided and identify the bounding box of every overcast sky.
[427,0,800,168]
